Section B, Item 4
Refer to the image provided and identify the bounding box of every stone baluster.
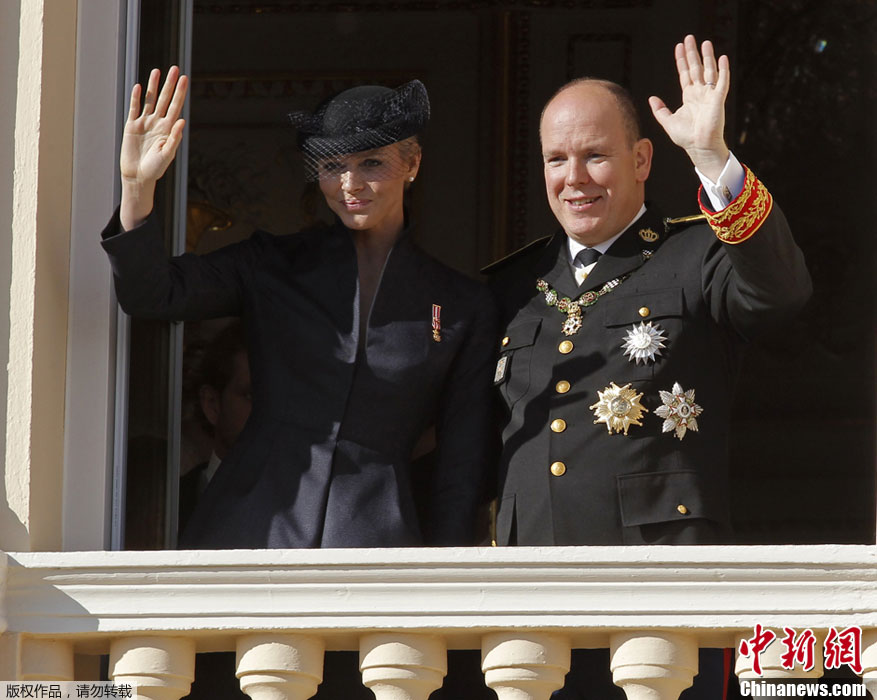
[610,632,698,700]
[481,632,570,700]
[360,633,447,700]
[21,638,74,680]
[236,634,325,700]
[109,636,195,700]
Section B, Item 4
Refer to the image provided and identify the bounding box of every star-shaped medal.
[654,382,703,440]
[562,307,583,336]
[590,382,648,435]
[621,321,667,364]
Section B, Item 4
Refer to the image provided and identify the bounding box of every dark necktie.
[575,247,602,267]
[574,248,602,284]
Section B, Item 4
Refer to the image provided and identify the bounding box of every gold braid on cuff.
[699,166,773,244]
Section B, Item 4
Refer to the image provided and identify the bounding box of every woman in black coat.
[103,68,497,550]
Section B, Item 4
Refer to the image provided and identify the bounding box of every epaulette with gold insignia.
[698,165,773,244]
[662,213,707,234]
[481,235,552,275]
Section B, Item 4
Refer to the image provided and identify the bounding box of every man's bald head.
[541,78,642,147]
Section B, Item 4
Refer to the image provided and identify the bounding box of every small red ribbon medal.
[432,304,442,342]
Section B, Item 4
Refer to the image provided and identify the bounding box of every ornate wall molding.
[190,73,415,102]
[508,10,531,251]
[195,1,653,14]
[565,33,632,84]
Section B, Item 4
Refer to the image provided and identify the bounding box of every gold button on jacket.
[677,504,689,515]
[558,340,573,354]
[555,380,570,394]
[550,418,567,433]
[550,461,566,476]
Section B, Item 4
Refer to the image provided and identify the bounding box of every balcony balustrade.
[1,546,876,699]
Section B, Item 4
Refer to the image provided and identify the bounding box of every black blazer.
[487,200,811,546]
[102,213,497,549]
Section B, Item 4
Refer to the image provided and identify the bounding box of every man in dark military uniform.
[489,34,811,547]
[486,35,812,699]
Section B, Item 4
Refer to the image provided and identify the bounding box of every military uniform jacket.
[488,202,811,546]
[101,212,497,549]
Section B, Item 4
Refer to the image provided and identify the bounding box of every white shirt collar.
[567,204,647,266]
[204,451,222,484]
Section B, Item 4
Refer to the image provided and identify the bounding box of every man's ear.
[634,138,653,183]
[199,385,221,428]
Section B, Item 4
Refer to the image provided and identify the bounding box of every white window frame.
[63,0,193,551]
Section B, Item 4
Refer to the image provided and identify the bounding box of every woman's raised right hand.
[119,66,188,230]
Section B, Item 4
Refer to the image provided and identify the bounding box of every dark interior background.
[124,0,876,548]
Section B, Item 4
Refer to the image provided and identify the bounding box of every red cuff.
[698,166,773,244]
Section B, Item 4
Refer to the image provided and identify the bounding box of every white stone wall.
[1,0,124,554]
[0,0,22,553]
[1,0,77,553]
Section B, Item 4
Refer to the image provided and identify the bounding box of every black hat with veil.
[289,79,430,181]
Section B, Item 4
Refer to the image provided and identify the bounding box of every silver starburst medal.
[654,382,703,440]
[621,321,667,364]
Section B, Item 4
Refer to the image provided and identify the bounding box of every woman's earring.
[409,177,415,182]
